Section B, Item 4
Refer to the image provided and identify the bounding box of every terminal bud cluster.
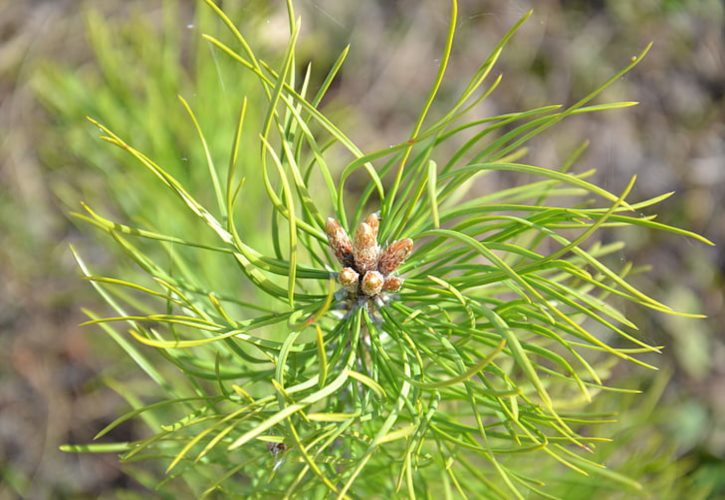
[325,213,412,299]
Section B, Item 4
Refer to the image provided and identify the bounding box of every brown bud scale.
[378,238,413,275]
[364,212,380,240]
[382,275,403,292]
[361,271,384,296]
[353,222,379,273]
[339,267,360,294]
[325,218,353,267]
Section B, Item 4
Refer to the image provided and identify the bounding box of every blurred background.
[1,0,722,497]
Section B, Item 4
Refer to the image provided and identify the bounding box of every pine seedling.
[63,1,713,497]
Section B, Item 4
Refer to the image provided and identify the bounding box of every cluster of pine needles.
[62,0,712,497]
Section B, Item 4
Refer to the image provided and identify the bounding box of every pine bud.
[378,238,413,275]
[325,217,353,267]
[382,275,403,292]
[364,212,379,240]
[338,267,360,294]
[361,270,384,296]
[353,222,379,273]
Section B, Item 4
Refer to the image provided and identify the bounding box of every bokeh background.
[1,0,723,497]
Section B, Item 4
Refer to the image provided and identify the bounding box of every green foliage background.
[0,0,723,497]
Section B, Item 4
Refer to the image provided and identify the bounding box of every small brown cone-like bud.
[338,267,360,294]
[361,270,384,296]
[382,275,403,292]
[378,238,413,275]
[325,218,353,267]
[353,222,379,273]
[364,212,380,240]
